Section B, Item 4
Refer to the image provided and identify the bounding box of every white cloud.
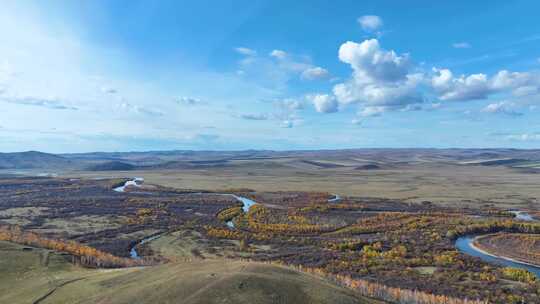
[504,133,540,141]
[481,101,522,116]
[431,69,490,101]
[313,38,540,120]
[270,49,287,59]
[310,94,338,113]
[338,39,411,84]
[234,47,257,56]
[334,74,423,107]
[2,95,78,110]
[236,48,329,88]
[301,66,329,80]
[357,15,383,32]
[426,103,442,110]
[351,118,362,125]
[431,68,453,91]
[431,68,540,101]
[491,70,539,96]
[401,104,422,112]
[358,106,386,117]
[513,86,539,97]
[275,98,304,111]
[119,102,163,116]
[452,42,471,49]
[325,39,424,116]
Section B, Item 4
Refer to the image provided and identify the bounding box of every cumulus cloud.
[481,101,523,116]
[234,47,257,56]
[301,67,329,80]
[491,70,538,94]
[334,41,421,104]
[311,38,540,120]
[338,39,410,84]
[310,94,338,113]
[269,49,287,59]
[358,106,387,117]
[321,39,425,116]
[431,68,540,101]
[336,75,423,106]
[452,42,471,49]
[431,69,490,101]
[357,15,383,32]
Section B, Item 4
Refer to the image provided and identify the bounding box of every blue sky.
[1,0,540,152]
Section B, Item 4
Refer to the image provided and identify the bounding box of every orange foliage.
[0,225,154,268]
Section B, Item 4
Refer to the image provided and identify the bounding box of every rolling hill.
[0,151,73,169]
[0,241,379,304]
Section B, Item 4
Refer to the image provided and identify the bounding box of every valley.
[1,149,540,303]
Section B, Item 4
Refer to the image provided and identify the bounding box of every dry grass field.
[68,160,540,209]
[0,241,377,304]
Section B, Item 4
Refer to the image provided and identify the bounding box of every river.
[115,178,260,256]
[456,210,540,277]
[328,194,341,203]
[117,178,540,275]
[224,193,342,228]
[130,234,162,259]
[114,177,144,192]
[225,195,257,228]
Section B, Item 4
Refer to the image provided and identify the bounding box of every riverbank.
[456,234,540,278]
[473,233,540,268]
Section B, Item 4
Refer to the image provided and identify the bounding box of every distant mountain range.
[0,148,539,172]
[0,151,74,169]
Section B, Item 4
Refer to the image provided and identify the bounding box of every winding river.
[225,195,257,228]
[455,210,540,277]
[130,234,162,259]
[116,178,540,275]
[115,178,259,256]
[328,194,341,203]
[224,193,341,228]
[114,177,144,192]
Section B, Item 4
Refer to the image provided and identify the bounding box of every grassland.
[6,149,540,209]
[68,162,540,209]
[0,241,377,304]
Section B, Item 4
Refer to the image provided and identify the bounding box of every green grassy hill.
[0,241,381,304]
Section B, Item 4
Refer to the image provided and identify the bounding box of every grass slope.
[0,241,379,304]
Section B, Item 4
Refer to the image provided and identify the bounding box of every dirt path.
[32,277,86,304]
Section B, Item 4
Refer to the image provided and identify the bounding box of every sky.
[1,0,540,153]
